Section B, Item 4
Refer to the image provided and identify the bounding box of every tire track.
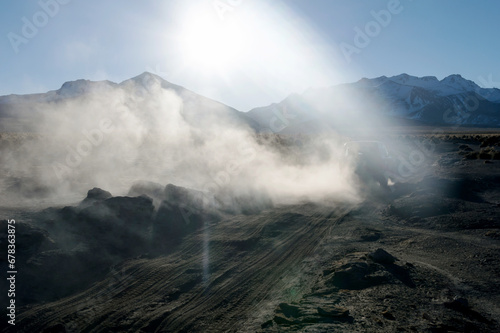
[158,205,351,332]
[13,203,352,332]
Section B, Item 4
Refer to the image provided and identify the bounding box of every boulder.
[317,306,350,318]
[128,181,165,207]
[368,248,397,264]
[86,187,112,200]
[328,262,392,289]
[164,183,205,211]
[79,187,112,208]
[0,220,56,260]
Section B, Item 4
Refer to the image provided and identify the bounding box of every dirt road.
[12,203,353,332]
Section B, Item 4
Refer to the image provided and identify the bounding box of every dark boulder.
[128,181,165,207]
[0,220,56,261]
[152,199,205,250]
[79,187,112,209]
[164,183,205,211]
[152,184,218,252]
[368,248,397,264]
[86,187,112,200]
[328,262,391,290]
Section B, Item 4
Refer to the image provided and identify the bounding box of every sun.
[177,7,245,73]
[168,0,343,104]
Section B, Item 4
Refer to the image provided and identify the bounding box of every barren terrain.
[1,131,500,332]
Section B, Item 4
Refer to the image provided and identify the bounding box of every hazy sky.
[1,0,499,110]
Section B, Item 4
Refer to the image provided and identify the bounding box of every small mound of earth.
[351,227,382,242]
[322,250,413,290]
[4,183,219,305]
[263,248,495,332]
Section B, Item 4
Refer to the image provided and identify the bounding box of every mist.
[1,74,364,209]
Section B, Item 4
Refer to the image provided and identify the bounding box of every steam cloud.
[1,74,360,208]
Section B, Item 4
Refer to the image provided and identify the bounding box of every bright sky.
[1,0,499,111]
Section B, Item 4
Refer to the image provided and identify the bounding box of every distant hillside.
[2,73,499,134]
[0,72,259,132]
[246,74,500,134]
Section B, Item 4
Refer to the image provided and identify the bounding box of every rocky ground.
[1,133,500,332]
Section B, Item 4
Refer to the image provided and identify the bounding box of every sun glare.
[178,8,245,73]
[171,1,345,105]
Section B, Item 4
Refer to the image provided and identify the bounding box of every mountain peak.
[59,79,90,90]
[440,74,480,92]
[421,76,438,82]
[357,76,388,87]
[120,72,184,92]
[131,72,164,82]
[57,79,116,97]
[443,73,463,80]
[389,73,419,85]
[441,74,464,84]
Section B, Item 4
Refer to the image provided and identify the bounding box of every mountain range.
[0,72,259,133]
[248,73,500,134]
[1,72,499,133]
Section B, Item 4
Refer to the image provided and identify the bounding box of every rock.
[0,220,56,260]
[360,232,381,242]
[273,313,296,325]
[317,306,349,318]
[79,187,113,209]
[382,310,395,320]
[101,195,154,226]
[76,195,154,256]
[368,248,397,264]
[422,312,433,321]
[164,183,205,211]
[458,144,473,151]
[329,262,390,289]
[128,181,165,207]
[260,320,273,329]
[479,151,493,159]
[152,200,206,252]
[151,184,221,252]
[273,302,353,327]
[278,303,303,317]
[85,187,112,201]
[480,136,500,148]
[464,152,479,159]
[444,297,469,311]
[485,230,500,239]
[353,227,382,242]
